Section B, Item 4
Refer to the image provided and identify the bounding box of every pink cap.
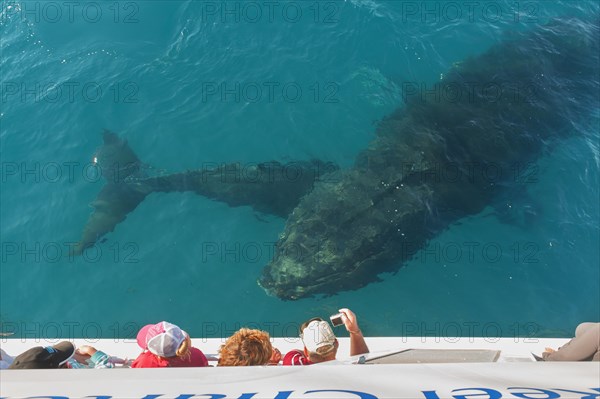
[136,321,187,358]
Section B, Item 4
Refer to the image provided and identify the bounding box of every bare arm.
[339,308,369,356]
[543,323,599,361]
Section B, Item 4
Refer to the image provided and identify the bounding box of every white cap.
[301,320,336,353]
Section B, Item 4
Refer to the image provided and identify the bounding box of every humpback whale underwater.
[75,19,599,300]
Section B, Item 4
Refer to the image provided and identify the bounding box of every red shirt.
[282,349,313,366]
[131,347,208,368]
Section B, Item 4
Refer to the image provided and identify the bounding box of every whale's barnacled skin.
[258,20,600,300]
[73,132,338,254]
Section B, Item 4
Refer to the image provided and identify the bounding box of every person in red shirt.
[283,308,369,366]
[131,321,208,368]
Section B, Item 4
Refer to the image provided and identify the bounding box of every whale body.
[258,19,600,300]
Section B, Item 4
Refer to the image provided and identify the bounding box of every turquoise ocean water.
[1,0,599,340]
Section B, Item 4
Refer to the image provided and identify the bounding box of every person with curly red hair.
[218,328,281,366]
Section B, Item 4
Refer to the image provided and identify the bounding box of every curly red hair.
[218,328,273,366]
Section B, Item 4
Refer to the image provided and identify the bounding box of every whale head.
[258,169,432,300]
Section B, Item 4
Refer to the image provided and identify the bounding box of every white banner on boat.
[1,362,599,399]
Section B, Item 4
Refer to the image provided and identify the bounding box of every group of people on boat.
[1,308,370,369]
[2,314,598,369]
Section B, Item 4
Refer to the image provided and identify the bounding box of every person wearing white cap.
[283,308,369,365]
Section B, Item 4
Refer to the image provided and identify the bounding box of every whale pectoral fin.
[72,183,148,256]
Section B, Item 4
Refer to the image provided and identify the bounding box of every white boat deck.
[1,337,599,399]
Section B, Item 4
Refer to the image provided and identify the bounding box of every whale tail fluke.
[72,131,150,256]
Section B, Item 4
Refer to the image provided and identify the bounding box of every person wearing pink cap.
[132,321,208,368]
[283,308,369,366]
